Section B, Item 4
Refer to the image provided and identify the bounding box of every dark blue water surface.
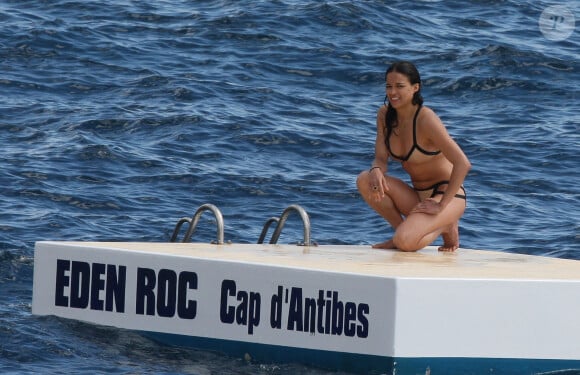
[1,1,578,373]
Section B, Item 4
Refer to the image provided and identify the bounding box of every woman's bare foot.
[372,238,397,249]
[438,222,459,252]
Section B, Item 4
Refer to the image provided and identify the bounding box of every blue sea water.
[1,0,578,373]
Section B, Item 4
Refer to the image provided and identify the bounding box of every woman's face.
[386,72,419,108]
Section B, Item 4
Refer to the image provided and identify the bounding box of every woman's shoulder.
[418,105,437,118]
[417,105,450,142]
[375,105,388,126]
[417,105,444,127]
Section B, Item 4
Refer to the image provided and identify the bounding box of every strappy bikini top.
[385,105,441,162]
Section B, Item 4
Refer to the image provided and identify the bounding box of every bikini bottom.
[414,180,466,200]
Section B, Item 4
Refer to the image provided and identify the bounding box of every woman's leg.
[393,195,466,252]
[439,222,460,252]
[356,170,419,248]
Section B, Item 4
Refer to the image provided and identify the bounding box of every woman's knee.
[356,171,368,192]
[393,225,422,252]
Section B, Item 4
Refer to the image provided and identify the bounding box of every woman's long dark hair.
[384,61,423,138]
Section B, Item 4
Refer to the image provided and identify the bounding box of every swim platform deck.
[32,241,580,374]
[38,241,580,279]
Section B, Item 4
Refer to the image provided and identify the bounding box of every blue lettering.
[136,268,196,319]
[157,269,177,317]
[55,259,126,312]
[220,279,261,334]
[344,302,357,337]
[270,286,283,329]
[177,271,197,319]
[220,279,236,324]
[325,290,331,334]
[55,259,70,307]
[316,290,325,333]
[304,297,317,333]
[236,290,249,325]
[136,267,157,315]
[287,287,303,331]
[331,291,343,335]
[70,261,90,308]
[357,303,369,338]
[247,292,260,335]
[280,287,370,339]
[90,263,106,310]
[106,264,126,313]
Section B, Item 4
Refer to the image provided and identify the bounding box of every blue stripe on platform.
[142,331,393,374]
[395,357,580,375]
[142,331,580,375]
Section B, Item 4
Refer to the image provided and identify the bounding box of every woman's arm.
[371,105,389,172]
[422,108,471,210]
[369,106,390,199]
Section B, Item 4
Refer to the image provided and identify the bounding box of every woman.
[357,61,471,252]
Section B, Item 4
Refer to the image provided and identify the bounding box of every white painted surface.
[32,241,580,360]
[33,242,396,356]
[394,278,580,359]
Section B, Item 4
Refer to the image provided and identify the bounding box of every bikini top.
[385,105,441,162]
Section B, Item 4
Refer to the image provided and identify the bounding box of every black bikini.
[385,106,441,162]
[385,106,466,201]
[415,181,467,200]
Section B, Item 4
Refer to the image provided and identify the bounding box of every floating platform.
[32,241,580,374]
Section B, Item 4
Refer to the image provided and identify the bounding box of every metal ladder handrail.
[171,203,310,246]
[257,217,280,244]
[170,217,192,242]
[171,203,224,244]
[262,204,311,246]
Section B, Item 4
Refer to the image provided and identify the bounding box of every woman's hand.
[369,168,389,202]
[411,198,441,215]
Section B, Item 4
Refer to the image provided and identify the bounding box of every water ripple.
[1,0,579,373]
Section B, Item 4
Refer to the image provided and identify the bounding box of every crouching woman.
[357,61,471,252]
